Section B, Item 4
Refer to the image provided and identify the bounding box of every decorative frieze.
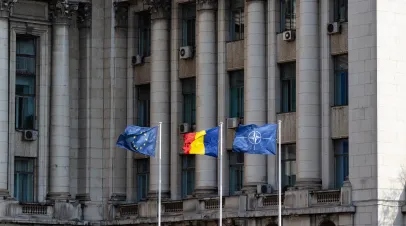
[143,0,170,19]
[113,1,128,28]
[77,2,91,28]
[196,0,217,10]
[49,0,78,24]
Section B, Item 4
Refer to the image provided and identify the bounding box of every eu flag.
[116,125,158,157]
[232,124,278,155]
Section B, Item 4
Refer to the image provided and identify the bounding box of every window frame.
[136,85,150,127]
[181,78,196,128]
[135,158,149,202]
[15,36,37,130]
[137,11,151,57]
[334,139,349,188]
[333,54,348,106]
[281,144,296,190]
[14,157,36,203]
[229,152,244,195]
[181,4,196,47]
[181,155,195,199]
[280,62,296,113]
[229,0,244,41]
[229,70,244,119]
[333,0,348,22]
[280,0,296,32]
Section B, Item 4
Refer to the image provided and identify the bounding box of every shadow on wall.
[377,166,406,225]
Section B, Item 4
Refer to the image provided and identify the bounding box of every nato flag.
[232,124,278,155]
[116,125,158,157]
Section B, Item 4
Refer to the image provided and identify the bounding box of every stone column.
[296,0,321,190]
[195,0,218,196]
[0,0,16,197]
[147,0,171,198]
[243,0,267,192]
[76,2,91,201]
[48,1,76,200]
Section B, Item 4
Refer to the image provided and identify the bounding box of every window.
[280,0,296,32]
[182,4,196,46]
[334,139,348,188]
[181,155,195,198]
[136,158,149,201]
[334,0,348,22]
[138,11,151,57]
[16,37,36,130]
[280,62,296,113]
[229,152,244,195]
[281,144,296,190]
[334,55,348,106]
[137,85,150,127]
[182,78,196,127]
[14,158,35,203]
[229,0,244,41]
[229,70,244,118]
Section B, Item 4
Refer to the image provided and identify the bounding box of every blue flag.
[232,124,278,155]
[116,125,158,157]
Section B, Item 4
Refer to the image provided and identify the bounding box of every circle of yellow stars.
[132,132,149,151]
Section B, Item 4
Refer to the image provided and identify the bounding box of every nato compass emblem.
[248,130,262,145]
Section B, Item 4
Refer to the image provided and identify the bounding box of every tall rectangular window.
[181,155,195,199]
[229,70,244,118]
[16,37,36,130]
[138,11,151,57]
[182,4,196,46]
[280,0,296,32]
[280,62,296,113]
[136,158,149,201]
[334,0,348,22]
[137,85,150,127]
[281,144,296,190]
[182,78,196,128]
[334,54,348,106]
[14,157,35,203]
[229,0,244,41]
[334,139,348,188]
[229,152,244,195]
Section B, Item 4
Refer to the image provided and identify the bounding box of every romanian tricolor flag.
[182,127,219,158]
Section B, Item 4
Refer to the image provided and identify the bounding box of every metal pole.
[158,122,162,226]
[219,122,223,226]
[278,120,282,226]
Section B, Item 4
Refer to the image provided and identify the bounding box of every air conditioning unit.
[23,130,38,141]
[179,46,193,59]
[179,123,190,134]
[283,30,295,41]
[327,22,340,35]
[132,55,144,66]
[227,117,239,129]
[257,184,273,194]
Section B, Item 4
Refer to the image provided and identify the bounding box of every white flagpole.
[158,122,162,226]
[278,120,282,226]
[219,122,223,226]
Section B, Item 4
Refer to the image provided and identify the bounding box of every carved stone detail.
[143,0,170,19]
[114,1,128,28]
[196,0,217,10]
[0,0,17,17]
[49,0,79,24]
[77,2,91,28]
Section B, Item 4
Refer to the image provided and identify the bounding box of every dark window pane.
[136,85,150,127]
[14,158,35,203]
[280,62,296,113]
[229,71,244,118]
[334,139,349,188]
[334,55,348,106]
[138,12,151,57]
[280,0,296,32]
[281,144,296,189]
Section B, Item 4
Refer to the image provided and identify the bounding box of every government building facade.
[0,0,405,225]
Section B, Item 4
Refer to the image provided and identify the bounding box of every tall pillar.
[0,0,15,197]
[296,0,321,190]
[147,0,171,198]
[195,0,218,196]
[76,2,92,202]
[47,1,75,200]
[243,0,267,192]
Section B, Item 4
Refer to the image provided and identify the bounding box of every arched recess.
[320,220,336,226]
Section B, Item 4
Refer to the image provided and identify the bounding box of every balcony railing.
[163,201,183,213]
[117,204,138,217]
[21,203,48,215]
[310,190,341,206]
